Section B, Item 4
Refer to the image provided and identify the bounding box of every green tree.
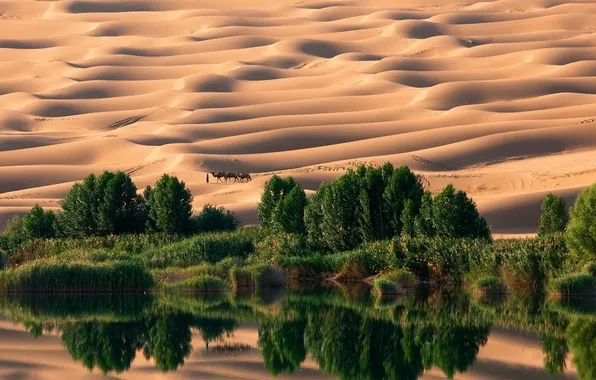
[258,175,287,229]
[400,199,416,237]
[304,184,327,250]
[22,204,56,239]
[432,185,490,240]
[1,215,26,248]
[192,204,238,233]
[358,165,386,241]
[58,171,145,237]
[145,174,193,234]
[415,191,435,237]
[319,170,362,251]
[273,186,307,234]
[383,166,424,237]
[538,193,569,236]
[566,184,596,262]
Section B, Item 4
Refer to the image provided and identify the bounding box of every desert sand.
[0,318,578,379]
[1,0,596,234]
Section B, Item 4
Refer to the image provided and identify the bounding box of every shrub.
[253,233,311,260]
[192,204,238,233]
[501,247,546,293]
[22,205,57,239]
[0,260,153,292]
[145,174,193,234]
[538,193,569,236]
[432,185,491,240]
[2,215,26,248]
[567,183,596,263]
[383,165,424,237]
[58,171,145,237]
[549,274,596,296]
[141,232,254,268]
[475,277,506,295]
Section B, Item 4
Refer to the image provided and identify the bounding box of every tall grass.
[140,230,256,268]
[0,260,154,292]
[474,277,507,295]
[230,264,285,289]
[162,275,227,293]
[549,274,596,297]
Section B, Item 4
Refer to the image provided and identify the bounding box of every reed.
[474,277,507,295]
[163,275,227,293]
[0,260,153,293]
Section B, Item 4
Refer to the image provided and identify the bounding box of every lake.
[0,287,591,379]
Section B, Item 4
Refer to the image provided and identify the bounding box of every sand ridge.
[1,0,596,233]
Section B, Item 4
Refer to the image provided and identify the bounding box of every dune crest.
[1,0,596,234]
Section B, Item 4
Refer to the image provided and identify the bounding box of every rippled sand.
[1,0,596,234]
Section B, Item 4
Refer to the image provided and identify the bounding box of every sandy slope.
[1,0,596,233]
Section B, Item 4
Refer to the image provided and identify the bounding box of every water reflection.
[0,289,593,379]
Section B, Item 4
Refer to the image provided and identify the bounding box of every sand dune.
[2,0,596,233]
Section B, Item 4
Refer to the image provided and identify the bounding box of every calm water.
[0,288,592,379]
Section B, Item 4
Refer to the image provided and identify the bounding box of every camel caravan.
[209,171,252,183]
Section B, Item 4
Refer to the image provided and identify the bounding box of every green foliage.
[539,333,568,375]
[0,260,154,292]
[1,215,27,251]
[165,275,227,292]
[145,174,193,234]
[304,184,327,250]
[432,184,491,240]
[567,183,596,263]
[538,193,569,236]
[258,319,306,375]
[273,185,307,234]
[253,233,310,260]
[358,166,386,242]
[22,204,57,239]
[548,274,596,296]
[415,191,435,237]
[383,165,424,237]
[586,262,596,278]
[372,277,399,296]
[230,264,285,288]
[192,204,238,233]
[59,171,145,237]
[566,319,596,380]
[258,176,306,234]
[475,277,506,294]
[141,231,254,268]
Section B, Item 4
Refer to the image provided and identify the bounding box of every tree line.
[3,172,237,244]
[258,163,490,252]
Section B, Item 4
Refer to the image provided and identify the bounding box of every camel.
[224,171,239,183]
[210,171,225,183]
[238,173,252,182]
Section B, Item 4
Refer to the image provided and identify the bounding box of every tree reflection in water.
[1,290,595,379]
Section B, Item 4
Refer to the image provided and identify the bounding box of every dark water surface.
[0,288,592,379]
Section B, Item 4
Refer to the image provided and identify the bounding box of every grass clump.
[474,277,507,295]
[549,274,596,297]
[230,264,285,289]
[164,275,227,293]
[585,263,596,278]
[0,260,153,293]
[372,278,399,296]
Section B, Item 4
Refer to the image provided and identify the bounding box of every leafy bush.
[549,274,596,296]
[254,233,311,260]
[192,204,238,233]
[58,171,145,237]
[141,231,254,268]
[0,260,153,292]
[144,174,193,234]
[567,183,596,262]
[431,184,491,240]
[538,193,569,236]
[22,205,57,239]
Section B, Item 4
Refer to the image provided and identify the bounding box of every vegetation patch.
[230,264,285,289]
[474,277,507,295]
[549,274,596,297]
[0,260,153,293]
[163,275,227,293]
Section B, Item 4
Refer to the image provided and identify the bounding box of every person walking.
[206,173,209,183]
